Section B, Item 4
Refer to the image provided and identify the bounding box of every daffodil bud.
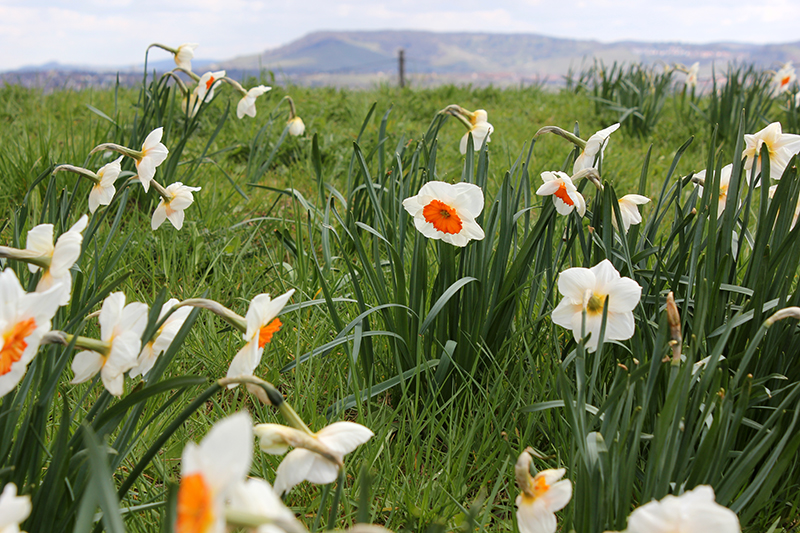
[666,291,682,364]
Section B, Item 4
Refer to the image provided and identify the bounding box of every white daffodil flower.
[621,485,740,533]
[136,127,170,193]
[151,182,202,230]
[0,483,31,533]
[772,62,796,95]
[0,269,61,397]
[226,290,295,385]
[89,156,123,213]
[742,122,800,183]
[176,412,253,533]
[174,43,199,71]
[515,448,572,533]
[226,478,300,533]
[614,194,650,232]
[70,292,148,397]
[685,62,699,88]
[551,259,642,353]
[130,298,191,379]
[237,85,271,119]
[768,184,800,230]
[254,421,374,496]
[459,109,494,155]
[573,123,620,174]
[402,181,486,247]
[195,70,226,105]
[25,214,88,306]
[288,116,305,136]
[693,164,736,219]
[182,92,201,118]
[536,171,586,217]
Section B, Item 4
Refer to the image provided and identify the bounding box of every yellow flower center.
[176,473,214,533]
[423,199,463,235]
[533,474,550,497]
[586,293,607,315]
[258,318,282,349]
[719,183,728,201]
[1,318,37,376]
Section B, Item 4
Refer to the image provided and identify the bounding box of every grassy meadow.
[1,58,800,533]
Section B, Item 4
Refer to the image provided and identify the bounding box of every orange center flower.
[176,473,214,533]
[533,474,550,497]
[554,182,575,206]
[423,199,463,234]
[258,318,282,348]
[781,75,791,87]
[1,318,37,376]
[205,76,216,90]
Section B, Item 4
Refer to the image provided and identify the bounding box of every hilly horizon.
[4,30,800,88]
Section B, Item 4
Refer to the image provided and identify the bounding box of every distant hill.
[4,30,800,89]
[218,31,800,87]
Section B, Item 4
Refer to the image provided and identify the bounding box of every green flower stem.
[283,95,298,119]
[438,104,473,129]
[173,66,200,82]
[217,375,315,436]
[221,77,247,96]
[52,333,112,356]
[148,179,172,201]
[278,401,315,436]
[534,125,587,149]
[52,164,101,185]
[176,298,247,332]
[89,143,142,161]
[0,246,51,269]
[148,43,177,54]
[159,71,189,95]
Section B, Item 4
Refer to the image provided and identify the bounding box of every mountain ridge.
[4,30,800,88]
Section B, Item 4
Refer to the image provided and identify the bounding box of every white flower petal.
[274,448,317,495]
[557,267,595,302]
[316,421,374,455]
[70,350,105,384]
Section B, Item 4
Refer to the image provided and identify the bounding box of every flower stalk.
[53,164,101,184]
[43,331,112,356]
[176,298,248,332]
[534,125,587,149]
[0,246,51,269]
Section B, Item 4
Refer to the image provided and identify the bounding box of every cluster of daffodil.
[150,42,306,133]
[173,410,378,533]
[512,446,742,533]
[0,221,378,531]
[0,43,377,533]
[670,60,797,99]
[691,121,800,225]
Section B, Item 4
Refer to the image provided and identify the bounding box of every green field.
[1,61,800,533]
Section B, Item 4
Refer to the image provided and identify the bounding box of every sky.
[1,0,799,71]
